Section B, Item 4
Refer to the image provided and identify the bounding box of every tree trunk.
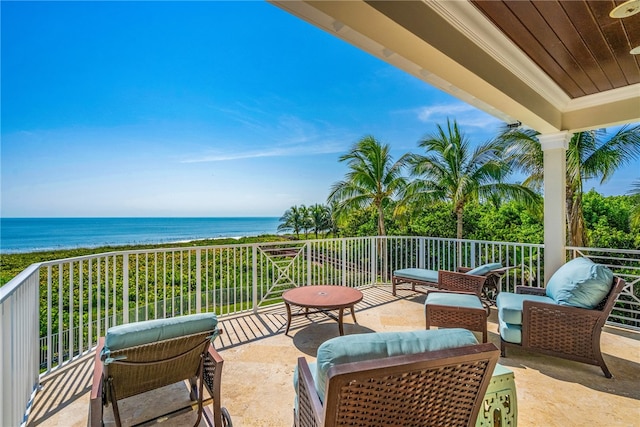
[566,186,586,247]
[377,203,386,236]
[456,207,464,240]
[566,186,574,246]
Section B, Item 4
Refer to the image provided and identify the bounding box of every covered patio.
[271,0,640,281]
[28,286,640,427]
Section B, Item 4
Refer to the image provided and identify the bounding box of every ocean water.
[0,217,281,253]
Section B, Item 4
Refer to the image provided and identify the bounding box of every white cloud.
[415,102,503,130]
[181,107,353,163]
[181,138,346,163]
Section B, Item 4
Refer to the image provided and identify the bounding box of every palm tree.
[326,200,340,237]
[277,205,305,239]
[299,205,313,239]
[328,136,408,236]
[309,204,331,239]
[500,124,640,246]
[406,119,539,239]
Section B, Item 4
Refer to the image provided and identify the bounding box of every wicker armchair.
[90,314,232,427]
[295,342,499,427]
[499,276,625,378]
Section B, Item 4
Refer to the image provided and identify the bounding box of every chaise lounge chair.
[90,313,232,427]
[392,262,504,298]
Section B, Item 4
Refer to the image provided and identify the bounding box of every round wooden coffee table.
[282,285,363,336]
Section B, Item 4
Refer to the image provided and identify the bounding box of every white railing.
[0,264,40,427]
[1,236,639,426]
[567,246,640,330]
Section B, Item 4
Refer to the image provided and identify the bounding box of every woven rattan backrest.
[323,343,499,427]
[438,271,486,296]
[105,330,213,400]
[595,277,625,319]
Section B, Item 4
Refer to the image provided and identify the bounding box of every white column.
[539,132,570,283]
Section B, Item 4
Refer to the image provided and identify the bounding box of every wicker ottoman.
[425,292,488,343]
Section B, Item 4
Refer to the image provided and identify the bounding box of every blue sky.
[1,1,637,218]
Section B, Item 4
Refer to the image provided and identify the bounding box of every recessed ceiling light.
[631,46,640,55]
[610,0,640,18]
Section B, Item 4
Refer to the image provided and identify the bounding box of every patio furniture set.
[88,257,624,427]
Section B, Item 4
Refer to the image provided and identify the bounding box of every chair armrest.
[297,357,323,427]
[457,267,472,273]
[515,285,546,296]
[438,270,486,296]
[521,300,603,351]
[204,345,225,427]
[89,337,105,427]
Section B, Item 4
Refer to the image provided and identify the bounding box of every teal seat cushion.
[293,361,318,411]
[293,361,318,392]
[425,292,484,310]
[102,313,219,361]
[393,268,438,283]
[499,318,522,344]
[493,363,512,377]
[466,262,503,276]
[314,328,478,401]
[545,257,614,309]
[496,292,555,325]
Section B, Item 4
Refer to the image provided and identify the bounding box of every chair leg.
[193,356,206,427]
[500,339,507,357]
[189,376,198,401]
[221,407,233,427]
[107,378,123,427]
[594,350,613,378]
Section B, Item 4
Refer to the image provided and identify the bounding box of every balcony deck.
[28,286,640,427]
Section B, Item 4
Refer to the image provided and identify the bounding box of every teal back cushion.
[545,257,614,309]
[466,262,503,276]
[102,313,219,360]
[315,328,478,400]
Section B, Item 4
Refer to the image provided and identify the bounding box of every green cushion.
[496,292,555,325]
[545,257,614,309]
[102,313,219,360]
[393,268,438,283]
[466,262,503,276]
[425,292,484,310]
[314,328,478,401]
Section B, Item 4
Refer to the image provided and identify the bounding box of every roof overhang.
[270,0,640,134]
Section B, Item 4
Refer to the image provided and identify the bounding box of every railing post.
[342,239,347,287]
[470,244,477,268]
[46,266,52,373]
[122,254,129,324]
[252,245,258,313]
[58,265,63,368]
[419,238,426,269]
[68,262,74,362]
[307,242,312,286]
[196,249,202,313]
[371,237,377,286]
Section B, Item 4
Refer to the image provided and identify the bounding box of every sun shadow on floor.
[292,322,376,356]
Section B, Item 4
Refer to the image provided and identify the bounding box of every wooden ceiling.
[272,0,640,132]
[470,0,640,99]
